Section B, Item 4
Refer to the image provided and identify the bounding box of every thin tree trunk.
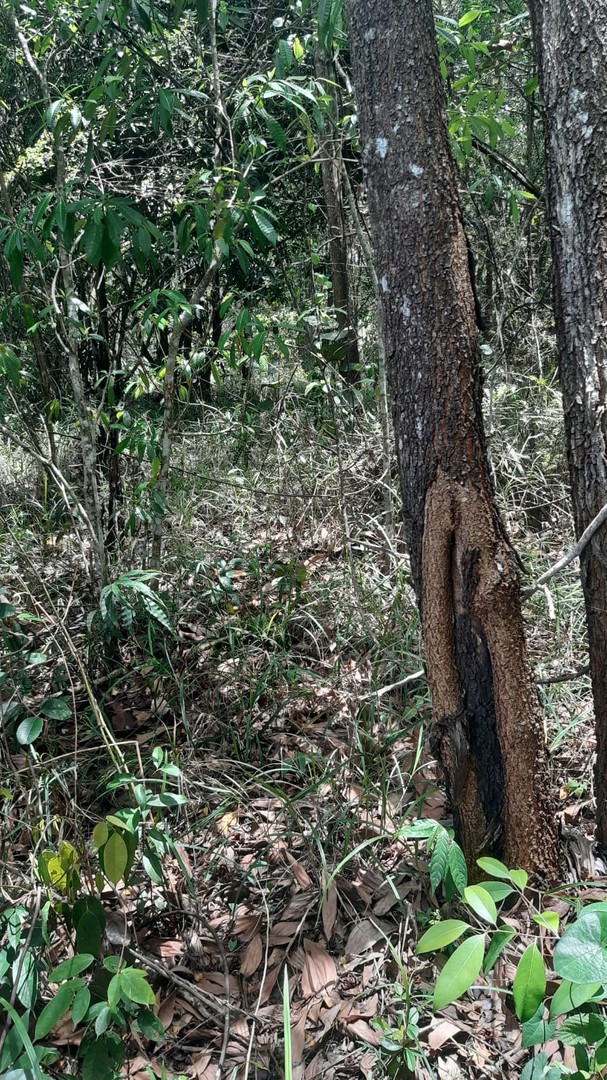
[346,0,558,878]
[315,48,360,386]
[341,162,394,544]
[11,13,107,591]
[529,0,607,844]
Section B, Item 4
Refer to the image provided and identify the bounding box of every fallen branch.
[524,501,607,597]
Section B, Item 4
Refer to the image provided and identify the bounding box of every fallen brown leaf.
[240,931,263,977]
[301,938,337,998]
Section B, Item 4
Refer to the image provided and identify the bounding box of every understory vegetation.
[1,0,607,1078]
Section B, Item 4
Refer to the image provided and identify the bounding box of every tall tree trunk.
[346,0,558,878]
[315,48,361,386]
[529,0,607,844]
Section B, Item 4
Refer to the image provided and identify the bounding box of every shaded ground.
[1,390,604,1080]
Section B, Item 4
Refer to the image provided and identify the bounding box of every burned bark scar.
[453,546,504,847]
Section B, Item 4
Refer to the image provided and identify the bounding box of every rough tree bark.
[528,0,607,844]
[346,0,558,877]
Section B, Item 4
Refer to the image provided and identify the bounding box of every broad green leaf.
[76,910,102,956]
[95,1005,111,1036]
[463,886,497,925]
[559,1012,607,1046]
[103,832,128,885]
[476,880,514,902]
[483,928,515,974]
[521,1004,557,1049]
[429,830,450,893]
[459,9,482,26]
[71,986,91,1026]
[107,974,122,1009]
[39,698,71,721]
[509,869,528,890]
[81,1031,125,1080]
[513,944,546,1022]
[49,955,94,982]
[12,951,36,1010]
[520,1051,561,1080]
[433,934,485,1010]
[16,717,43,746]
[82,220,103,266]
[251,209,277,246]
[554,911,607,984]
[142,850,163,885]
[92,822,109,849]
[532,911,559,934]
[549,979,603,1018]
[417,919,470,953]
[447,843,467,894]
[134,1008,164,1041]
[45,99,64,128]
[72,897,106,936]
[117,967,155,1005]
[0,996,41,1079]
[476,857,511,880]
[34,982,77,1039]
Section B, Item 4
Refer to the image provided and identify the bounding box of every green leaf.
[417,919,470,954]
[483,928,515,974]
[476,857,511,880]
[71,986,91,1026]
[12,951,36,1010]
[0,997,42,1080]
[72,897,106,936]
[142,850,163,885]
[103,832,128,886]
[459,9,482,26]
[476,880,514,902]
[251,209,277,246]
[447,843,468,894]
[81,1031,125,1080]
[45,99,64,128]
[106,974,122,1009]
[76,910,102,957]
[92,822,109,849]
[26,653,46,667]
[520,1051,561,1080]
[16,717,43,746]
[463,885,497,925]
[521,1004,557,1049]
[559,1012,607,1047]
[549,979,603,1018]
[49,954,94,982]
[39,698,71,721]
[95,1005,111,1036]
[513,944,546,1022]
[82,220,103,267]
[554,911,607,985]
[134,1008,164,1041]
[117,968,155,1005]
[34,982,77,1040]
[433,935,485,1010]
[429,830,450,893]
[532,911,559,934]
[509,869,528,890]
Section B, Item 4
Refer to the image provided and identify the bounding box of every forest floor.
[1,386,605,1080]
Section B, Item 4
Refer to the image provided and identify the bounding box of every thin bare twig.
[525,501,607,597]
